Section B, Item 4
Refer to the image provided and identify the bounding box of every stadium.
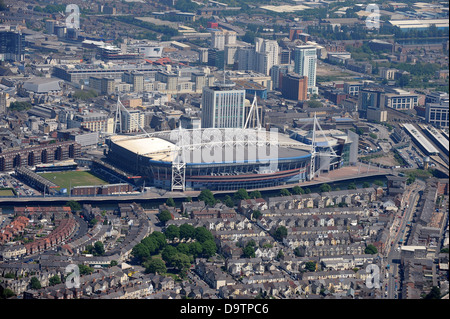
[106,128,314,191]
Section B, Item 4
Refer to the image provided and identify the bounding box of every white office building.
[210,30,237,50]
[201,81,246,129]
[121,109,145,133]
[254,38,279,76]
[294,45,318,95]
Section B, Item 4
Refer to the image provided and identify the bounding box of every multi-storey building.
[121,109,145,133]
[210,30,236,50]
[425,102,449,128]
[122,71,144,92]
[280,73,308,102]
[237,46,256,71]
[254,38,279,76]
[294,45,318,95]
[0,30,25,61]
[271,64,293,91]
[385,89,419,110]
[68,112,114,134]
[201,81,246,129]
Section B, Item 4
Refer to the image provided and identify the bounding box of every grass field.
[0,188,15,196]
[38,170,108,190]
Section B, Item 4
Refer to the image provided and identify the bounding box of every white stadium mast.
[114,96,149,135]
[310,112,340,180]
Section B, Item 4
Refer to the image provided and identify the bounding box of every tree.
[166,197,176,207]
[30,277,42,290]
[175,0,200,13]
[161,245,179,265]
[242,244,256,258]
[224,195,235,208]
[365,244,378,255]
[305,100,323,108]
[397,74,410,87]
[144,258,167,274]
[249,190,262,199]
[292,186,305,195]
[189,241,203,258]
[347,182,357,190]
[49,275,61,286]
[1,288,14,299]
[94,241,105,256]
[198,189,216,206]
[319,183,331,193]
[149,231,167,251]
[78,264,94,275]
[8,101,32,112]
[110,260,118,267]
[171,253,191,272]
[304,188,311,194]
[202,240,217,258]
[374,180,384,187]
[141,237,158,255]
[234,188,250,200]
[89,218,98,227]
[252,210,262,220]
[179,224,196,240]
[305,261,316,272]
[131,243,150,263]
[424,286,441,299]
[362,182,371,188]
[158,210,172,224]
[66,200,81,212]
[280,189,291,197]
[274,226,288,241]
[165,225,180,240]
[177,243,190,255]
[195,226,214,243]
[294,247,304,257]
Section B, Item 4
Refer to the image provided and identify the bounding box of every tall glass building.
[0,31,25,62]
[294,45,318,95]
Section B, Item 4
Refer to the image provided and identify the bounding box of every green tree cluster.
[9,101,32,112]
[273,225,288,241]
[364,244,378,255]
[133,225,216,275]
[198,189,216,206]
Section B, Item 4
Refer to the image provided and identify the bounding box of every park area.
[38,170,108,190]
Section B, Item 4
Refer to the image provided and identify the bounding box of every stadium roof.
[109,128,311,164]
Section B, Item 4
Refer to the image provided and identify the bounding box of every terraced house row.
[24,218,77,255]
[0,216,30,244]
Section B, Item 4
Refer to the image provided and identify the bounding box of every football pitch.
[38,170,108,190]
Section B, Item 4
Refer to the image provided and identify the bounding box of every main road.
[383,179,426,299]
[0,165,392,204]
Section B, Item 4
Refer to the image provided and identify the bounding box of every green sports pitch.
[38,170,108,190]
